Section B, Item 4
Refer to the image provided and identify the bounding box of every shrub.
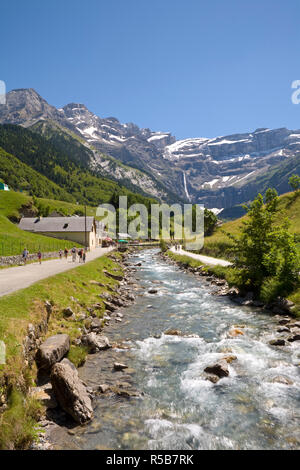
[260,277,283,304]
[159,239,168,252]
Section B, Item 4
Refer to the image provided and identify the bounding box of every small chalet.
[18,216,100,249]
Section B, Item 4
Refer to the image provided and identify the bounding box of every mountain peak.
[0,88,61,125]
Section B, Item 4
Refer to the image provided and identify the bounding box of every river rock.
[212,279,226,286]
[278,317,291,325]
[77,313,87,322]
[113,388,139,398]
[50,359,93,424]
[81,333,111,353]
[114,362,128,371]
[103,301,116,312]
[90,318,102,332]
[227,287,240,296]
[228,327,244,337]
[277,326,290,333]
[164,328,182,336]
[223,354,237,364]
[36,334,70,370]
[98,384,110,393]
[205,374,220,384]
[269,338,286,346]
[148,288,158,294]
[204,360,229,378]
[270,376,294,385]
[287,331,300,342]
[111,297,125,307]
[126,293,135,301]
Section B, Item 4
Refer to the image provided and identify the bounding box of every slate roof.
[19,216,95,233]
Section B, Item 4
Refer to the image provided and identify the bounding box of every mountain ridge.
[1,88,300,208]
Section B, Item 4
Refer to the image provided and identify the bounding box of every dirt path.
[0,247,114,298]
[170,246,232,267]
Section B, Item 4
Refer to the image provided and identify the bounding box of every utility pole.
[84,203,87,251]
[84,190,87,251]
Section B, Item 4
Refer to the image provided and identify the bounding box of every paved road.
[0,247,114,298]
[170,246,232,267]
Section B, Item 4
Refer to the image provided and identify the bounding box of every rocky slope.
[1,88,300,208]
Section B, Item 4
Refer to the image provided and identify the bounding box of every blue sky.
[1,0,300,139]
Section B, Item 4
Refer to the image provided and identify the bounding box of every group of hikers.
[59,247,87,263]
[21,246,87,265]
[174,243,181,251]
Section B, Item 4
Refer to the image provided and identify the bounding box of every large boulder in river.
[81,333,111,353]
[51,358,93,424]
[36,334,70,370]
[204,360,229,378]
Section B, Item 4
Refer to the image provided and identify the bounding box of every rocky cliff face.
[163,128,300,207]
[1,88,300,208]
[0,89,63,126]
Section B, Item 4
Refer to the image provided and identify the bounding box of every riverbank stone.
[81,333,111,353]
[50,359,93,424]
[36,334,70,370]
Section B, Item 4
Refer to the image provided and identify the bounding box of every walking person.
[82,249,86,264]
[59,249,63,260]
[22,248,29,265]
[64,248,69,260]
[37,250,42,265]
[78,248,83,263]
[71,246,77,262]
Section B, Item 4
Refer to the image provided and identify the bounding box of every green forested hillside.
[0,124,156,207]
[0,147,74,201]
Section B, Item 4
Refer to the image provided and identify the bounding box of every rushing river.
[74,249,300,450]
